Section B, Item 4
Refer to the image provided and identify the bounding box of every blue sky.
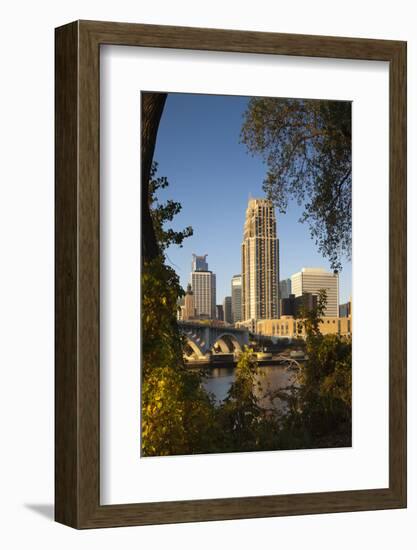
[153,93,352,305]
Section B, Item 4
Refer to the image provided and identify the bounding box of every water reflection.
[202,365,296,413]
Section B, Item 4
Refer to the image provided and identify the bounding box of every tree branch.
[141,92,167,263]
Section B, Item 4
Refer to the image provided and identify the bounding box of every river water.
[202,364,296,413]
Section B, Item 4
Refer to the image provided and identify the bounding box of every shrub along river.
[201,364,297,413]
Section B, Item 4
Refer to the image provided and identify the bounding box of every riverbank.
[186,354,306,369]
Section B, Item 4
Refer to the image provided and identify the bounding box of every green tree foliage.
[218,348,264,451]
[241,98,351,270]
[142,163,192,381]
[142,355,218,456]
[142,258,183,378]
[216,348,284,453]
[142,165,217,456]
[279,291,352,448]
[148,163,193,252]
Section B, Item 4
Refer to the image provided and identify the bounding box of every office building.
[257,315,351,340]
[279,278,292,300]
[182,283,196,321]
[281,292,318,317]
[280,294,296,317]
[190,254,216,319]
[216,304,224,322]
[241,198,280,324]
[223,296,232,324]
[231,274,242,324]
[291,267,339,317]
[191,270,216,319]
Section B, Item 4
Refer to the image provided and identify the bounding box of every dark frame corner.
[55,20,407,529]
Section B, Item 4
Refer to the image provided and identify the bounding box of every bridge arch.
[212,333,243,354]
[178,321,249,360]
[183,335,206,359]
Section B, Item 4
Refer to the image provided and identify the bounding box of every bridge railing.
[178,320,249,333]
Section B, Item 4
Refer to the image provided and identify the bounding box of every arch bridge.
[178,321,249,360]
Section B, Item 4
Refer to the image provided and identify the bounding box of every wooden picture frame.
[55,20,407,528]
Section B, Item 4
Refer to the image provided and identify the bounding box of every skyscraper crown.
[192,253,209,272]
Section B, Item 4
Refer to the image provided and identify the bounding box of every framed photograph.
[55,20,406,528]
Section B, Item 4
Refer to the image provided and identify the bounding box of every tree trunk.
[141,92,167,262]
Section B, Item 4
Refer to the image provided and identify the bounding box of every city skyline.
[142,91,353,458]
[181,247,347,323]
[153,92,352,304]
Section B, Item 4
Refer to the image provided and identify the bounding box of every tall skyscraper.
[223,296,232,324]
[231,274,242,324]
[241,198,280,323]
[279,278,292,300]
[291,267,339,317]
[190,254,216,319]
[192,253,208,272]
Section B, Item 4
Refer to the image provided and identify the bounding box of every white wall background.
[0,0,415,547]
